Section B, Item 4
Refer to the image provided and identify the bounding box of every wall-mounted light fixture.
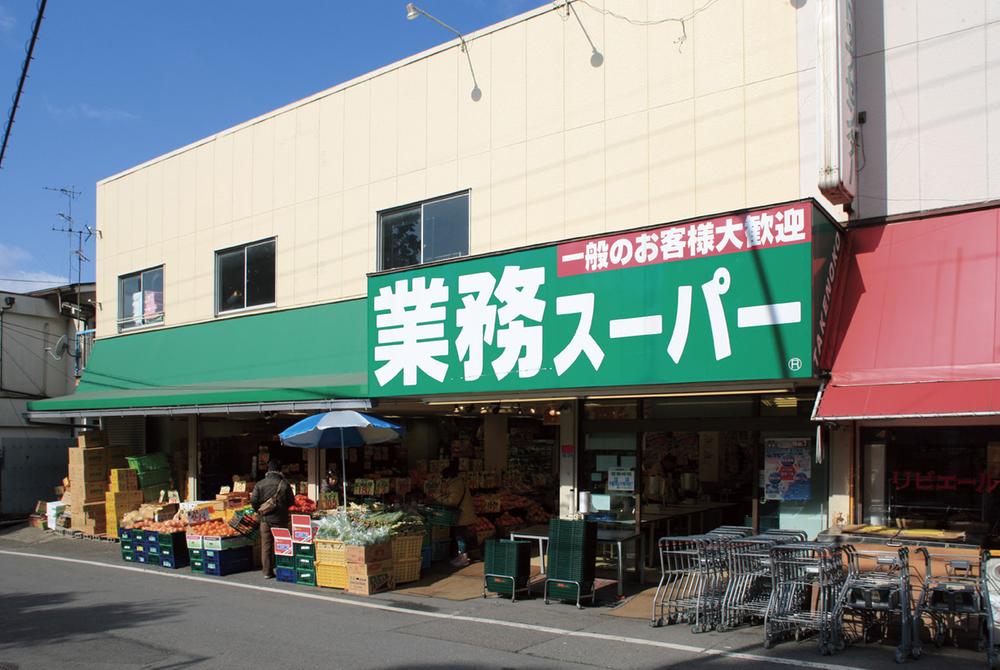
[405,3,482,100]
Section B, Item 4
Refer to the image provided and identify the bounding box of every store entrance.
[580,392,825,565]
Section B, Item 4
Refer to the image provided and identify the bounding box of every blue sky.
[0,0,543,292]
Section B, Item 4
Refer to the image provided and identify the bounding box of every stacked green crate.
[158,531,189,569]
[126,453,171,501]
[545,519,597,601]
[120,528,136,562]
[293,542,316,586]
[484,539,531,594]
[188,543,205,572]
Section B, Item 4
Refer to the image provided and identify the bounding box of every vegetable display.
[289,494,316,514]
[314,502,425,546]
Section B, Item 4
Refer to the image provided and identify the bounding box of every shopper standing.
[436,462,477,567]
[250,459,293,579]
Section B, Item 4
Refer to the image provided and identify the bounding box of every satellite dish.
[46,335,69,360]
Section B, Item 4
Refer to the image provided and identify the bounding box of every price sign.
[186,507,211,525]
[607,468,635,492]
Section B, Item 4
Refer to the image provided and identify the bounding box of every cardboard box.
[70,501,106,533]
[139,502,178,522]
[74,480,107,503]
[346,559,393,579]
[109,468,138,492]
[291,514,313,543]
[271,528,293,556]
[104,452,130,471]
[344,542,391,564]
[68,446,106,467]
[68,461,107,484]
[105,490,144,527]
[346,571,394,596]
[75,430,106,449]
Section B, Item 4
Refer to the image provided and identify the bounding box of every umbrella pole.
[341,427,347,509]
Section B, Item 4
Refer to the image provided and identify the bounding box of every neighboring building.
[28,1,1000,545]
[2,283,94,517]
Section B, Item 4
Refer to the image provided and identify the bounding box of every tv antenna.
[45,185,96,308]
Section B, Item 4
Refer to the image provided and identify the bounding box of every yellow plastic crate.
[315,539,346,566]
[393,558,421,584]
[316,562,348,589]
[391,534,423,562]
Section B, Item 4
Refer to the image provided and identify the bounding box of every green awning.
[28,298,369,416]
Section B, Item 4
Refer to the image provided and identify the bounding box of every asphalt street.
[0,526,989,670]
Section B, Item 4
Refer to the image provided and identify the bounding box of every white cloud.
[0,243,67,293]
[0,6,15,34]
[47,102,138,123]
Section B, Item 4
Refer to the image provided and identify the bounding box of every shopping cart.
[914,547,996,666]
[649,528,754,632]
[650,534,725,631]
[718,530,807,632]
[764,542,848,655]
[840,545,919,664]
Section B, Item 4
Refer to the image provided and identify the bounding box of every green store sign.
[368,200,839,397]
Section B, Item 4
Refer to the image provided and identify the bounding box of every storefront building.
[815,204,1000,546]
[369,197,843,548]
[27,0,843,516]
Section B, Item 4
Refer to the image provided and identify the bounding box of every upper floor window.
[378,192,469,271]
[118,266,164,331]
[216,238,275,314]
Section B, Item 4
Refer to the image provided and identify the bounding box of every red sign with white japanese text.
[556,204,813,277]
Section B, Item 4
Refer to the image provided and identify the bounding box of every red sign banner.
[556,203,813,277]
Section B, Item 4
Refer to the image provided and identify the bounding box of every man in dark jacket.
[250,459,294,579]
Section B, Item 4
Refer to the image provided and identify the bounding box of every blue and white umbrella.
[278,410,404,505]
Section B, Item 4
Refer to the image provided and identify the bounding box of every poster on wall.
[608,468,635,492]
[764,438,812,502]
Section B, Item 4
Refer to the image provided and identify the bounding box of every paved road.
[0,526,989,670]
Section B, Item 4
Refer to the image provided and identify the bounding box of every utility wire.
[574,0,720,26]
[0,277,66,284]
[0,0,47,172]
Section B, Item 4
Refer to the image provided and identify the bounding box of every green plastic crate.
[125,452,169,473]
[137,468,171,488]
[276,555,296,569]
[425,506,458,526]
[140,484,163,502]
[158,531,187,550]
[190,558,204,572]
[293,542,315,558]
[121,549,135,562]
[188,548,203,561]
[296,568,316,586]
[484,539,531,579]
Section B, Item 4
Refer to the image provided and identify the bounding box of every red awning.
[815,207,1000,421]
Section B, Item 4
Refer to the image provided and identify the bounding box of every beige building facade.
[94,0,835,339]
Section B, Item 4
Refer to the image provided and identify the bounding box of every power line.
[0,0,47,172]
[0,277,67,284]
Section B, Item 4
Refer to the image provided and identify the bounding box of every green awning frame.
[27,298,369,417]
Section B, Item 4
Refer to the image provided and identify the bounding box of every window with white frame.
[118,266,164,331]
[378,192,469,271]
[216,239,275,314]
